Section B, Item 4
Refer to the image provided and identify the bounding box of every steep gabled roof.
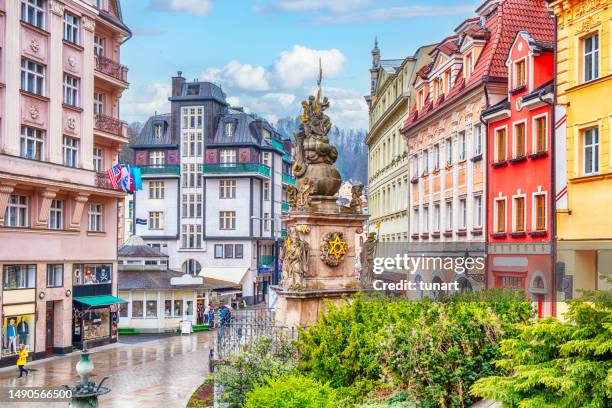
[132,113,174,148]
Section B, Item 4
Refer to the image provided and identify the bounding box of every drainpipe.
[480,84,490,290]
[549,12,558,317]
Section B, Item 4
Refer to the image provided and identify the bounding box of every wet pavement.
[0,331,214,407]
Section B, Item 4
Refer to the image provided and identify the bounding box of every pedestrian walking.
[16,345,29,378]
[208,304,215,329]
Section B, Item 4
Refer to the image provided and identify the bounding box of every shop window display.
[3,265,36,289]
[2,315,35,356]
[73,264,112,286]
[81,309,110,341]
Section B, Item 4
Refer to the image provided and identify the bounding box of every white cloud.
[263,0,373,13]
[200,61,271,92]
[149,0,212,16]
[226,96,241,107]
[308,5,475,24]
[274,45,346,89]
[121,83,171,123]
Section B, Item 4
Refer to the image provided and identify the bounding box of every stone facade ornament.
[67,117,76,130]
[349,184,364,213]
[50,0,65,16]
[287,177,314,211]
[320,231,348,267]
[360,232,378,288]
[29,106,40,120]
[30,39,40,53]
[280,227,310,289]
[82,16,96,32]
[68,56,77,68]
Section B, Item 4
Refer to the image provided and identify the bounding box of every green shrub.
[245,374,337,408]
[471,298,612,407]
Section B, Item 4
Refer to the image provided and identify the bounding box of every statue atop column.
[280,227,310,289]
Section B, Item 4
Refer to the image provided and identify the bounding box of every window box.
[510,156,527,164]
[491,232,507,239]
[528,151,548,160]
[456,229,467,237]
[470,154,482,162]
[530,230,547,237]
[443,231,453,238]
[411,233,420,240]
[420,233,429,239]
[492,160,508,168]
[510,231,526,238]
[410,176,419,184]
[432,232,440,239]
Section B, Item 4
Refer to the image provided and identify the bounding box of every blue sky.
[120,0,477,130]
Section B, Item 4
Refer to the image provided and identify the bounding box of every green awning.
[74,295,127,307]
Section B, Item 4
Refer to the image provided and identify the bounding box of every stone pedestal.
[273,208,368,327]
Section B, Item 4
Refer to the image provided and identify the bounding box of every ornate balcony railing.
[95,55,128,83]
[95,171,118,190]
[282,174,295,185]
[95,114,127,137]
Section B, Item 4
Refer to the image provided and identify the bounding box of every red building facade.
[482,31,555,317]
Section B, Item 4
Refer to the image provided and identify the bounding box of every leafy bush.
[213,335,296,407]
[244,374,337,408]
[471,298,612,407]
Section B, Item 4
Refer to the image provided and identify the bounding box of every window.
[466,52,473,78]
[423,206,429,232]
[514,59,526,88]
[63,12,80,44]
[181,225,201,248]
[262,152,271,167]
[262,129,271,141]
[446,201,453,231]
[181,132,202,157]
[433,204,440,232]
[459,198,467,229]
[3,265,36,289]
[458,131,466,161]
[411,154,419,176]
[583,34,599,82]
[21,58,45,96]
[62,136,79,167]
[514,122,526,158]
[93,147,103,171]
[46,264,63,287]
[474,195,483,228]
[146,299,157,317]
[149,151,165,166]
[264,212,270,231]
[514,196,525,232]
[174,300,183,316]
[72,264,112,285]
[132,300,143,318]
[220,180,236,199]
[412,208,419,234]
[495,199,506,233]
[63,74,79,107]
[21,0,46,29]
[220,211,236,230]
[500,276,523,289]
[181,107,203,129]
[534,116,547,153]
[583,127,599,175]
[235,244,243,259]
[48,200,63,230]
[473,124,482,156]
[433,144,440,170]
[154,124,162,139]
[220,149,236,166]
[182,164,201,188]
[182,194,202,218]
[119,302,128,318]
[94,35,105,57]
[495,128,506,162]
[88,203,102,232]
[148,211,163,230]
[214,244,223,258]
[264,182,270,200]
[224,122,234,137]
[224,244,234,258]
[149,181,165,199]
[5,195,28,227]
[94,92,104,115]
[182,259,201,275]
[423,149,429,173]
[446,137,453,165]
[535,194,546,231]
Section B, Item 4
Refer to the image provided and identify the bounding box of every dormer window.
[417,90,424,110]
[224,122,234,137]
[466,52,474,78]
[187,84,199,96]
[514,59,526,89]
[154,124,162,139]
[262,129,271,142]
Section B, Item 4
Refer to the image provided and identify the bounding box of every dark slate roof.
[169,81,228,104]
[118,269,237,291]
[118,236,168,258]
[131,113,174,148]
[482,98,511,117]
[211,111,285,152]
[522,80,554,102]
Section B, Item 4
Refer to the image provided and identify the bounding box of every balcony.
[259,255,274,267]
[140,165,180,177]
[95,114,127,138]
[95,55,128,83]
[95,171,120,191]
[281,229,287,238]
[202,163,270,178]
[282,201,290,212]
[282,174,296,185]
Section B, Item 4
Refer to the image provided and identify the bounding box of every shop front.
[71,264,125,349]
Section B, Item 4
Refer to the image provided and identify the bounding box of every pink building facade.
[0,0,130,365]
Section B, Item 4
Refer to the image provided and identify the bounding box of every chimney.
[172,71,185,97]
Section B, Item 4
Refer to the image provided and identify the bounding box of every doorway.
[45,301,54,353]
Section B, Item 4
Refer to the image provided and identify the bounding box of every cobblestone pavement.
[0,331,214,408]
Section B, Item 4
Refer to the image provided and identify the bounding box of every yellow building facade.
[551,0,612,310]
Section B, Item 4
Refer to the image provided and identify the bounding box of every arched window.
[182,259,201,276]
[457,277,473,294]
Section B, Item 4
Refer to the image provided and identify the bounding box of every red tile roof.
[401,0,554,133]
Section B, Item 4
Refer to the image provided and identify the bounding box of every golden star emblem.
[328,235,347,260]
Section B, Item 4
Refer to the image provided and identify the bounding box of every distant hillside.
[275,116,368,186]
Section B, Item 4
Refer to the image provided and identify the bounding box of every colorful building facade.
[550,0,612,312]
[482,30,555,317]
[0,0,130,365]
[401,0,555,296]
